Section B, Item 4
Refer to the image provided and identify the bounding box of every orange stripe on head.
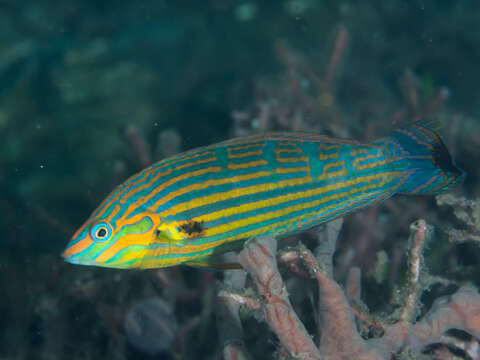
[94,212,163,263]
[62,237,92,258]
[94,233,155,263]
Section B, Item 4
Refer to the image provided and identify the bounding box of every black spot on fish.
[178,220,205,237]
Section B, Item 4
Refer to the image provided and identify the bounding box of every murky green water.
[1,1,479,359]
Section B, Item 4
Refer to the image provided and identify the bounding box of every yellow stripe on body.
[275,156,309,163]
[121,179,396,267]
[195,172,399,237]
[90,137,356,226]
[157,173,315,216]
[274,145,310,173]
[151,170,274,213]
[149,165,312,215]
[134,166,223,208]
[111,150,217,206]
[319,153,339,160]
[276,166,310,174]
[355,159,389,170]
[118,168,173,206]
[227,149,263,159]
[107,166,224,227]
[175,151,217,162]
[120,156,218,206]
[275,148,303,154]
[352,153,383,169]
[158,159,364,219]
[181,172,395,226]
[227,160,268,170]
[174,156,217,170]
[350,147,372,156]
[227,143,266,151]
[90,150,218,219]
[353,157,400,171]
[319,160,347,179]
[318,143,342,151]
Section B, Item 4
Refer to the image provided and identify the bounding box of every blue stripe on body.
[185,177,400,247]
[144,164,308,213]
[161,171,312,220]
[168,186,397,258]
[201,177,396,229]
[163,163,398,224]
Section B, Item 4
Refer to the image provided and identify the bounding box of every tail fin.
[385,122,464,195]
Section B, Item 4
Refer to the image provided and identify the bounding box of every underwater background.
[1,1,480,359]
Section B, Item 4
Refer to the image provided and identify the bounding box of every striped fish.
[62,123,464,269]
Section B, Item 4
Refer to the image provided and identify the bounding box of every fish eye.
[90,221,112,242]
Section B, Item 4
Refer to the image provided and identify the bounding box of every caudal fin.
[386,122,464,195]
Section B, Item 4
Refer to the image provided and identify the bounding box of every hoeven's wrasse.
[62,123,463,269]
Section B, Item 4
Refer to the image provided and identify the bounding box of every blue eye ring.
[90,221,113,242]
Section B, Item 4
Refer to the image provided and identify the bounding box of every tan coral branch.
[238,236,323,360]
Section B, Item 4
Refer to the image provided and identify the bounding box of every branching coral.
[219,220,480,359]
[437,193,480,243]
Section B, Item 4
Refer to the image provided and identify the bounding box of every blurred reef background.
[1,1,480,359]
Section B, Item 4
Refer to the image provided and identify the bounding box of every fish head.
[61,211,177,269]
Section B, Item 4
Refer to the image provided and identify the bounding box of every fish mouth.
[61,249,94,266]
[62,254,82,265]
[61,248,76,262]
